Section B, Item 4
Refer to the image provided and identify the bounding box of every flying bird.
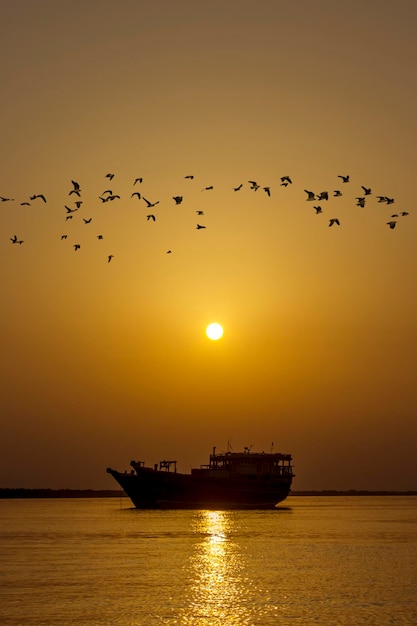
[73,244,81,250]
[10,235,19,243]
[20,202,31,206]
[400,211,409,216]
[317,191,329,201]
[83,218,92,224]
[1,196,14,202]
[233,184,243,191]
[361,186,372,195]
[97,235,104,239]
[107,255,114,262]
[106,173,114,180]
[65,205,77,213]
[333,190,342,197]
[147,214,156,221]
[202,186,214,191]
[143,197,159,208]
[131,192,141,199]
[280,176,292,185]
[263,187,271,196]
[196,210,204,215]
[387,221,397,229]
[30,194,46,202]
[356,197,366,207]
[133,177,143,185]
[196,224,206,229]
[184,175,194,179]
[248,181,259,190]
[338,175,350,182]
[314,205,323,214]
[69,181,81,196]
[304,190,315,201]
[61,235,67,240]
[329,218,340,227]
[173,196,183,204]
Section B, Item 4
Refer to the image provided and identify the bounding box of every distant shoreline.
[0,488,416,499]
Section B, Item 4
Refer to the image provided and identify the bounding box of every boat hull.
[107,467,292,509]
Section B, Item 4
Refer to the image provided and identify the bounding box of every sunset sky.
[1,0,417,491]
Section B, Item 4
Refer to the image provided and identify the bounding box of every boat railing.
[159,460,177,473]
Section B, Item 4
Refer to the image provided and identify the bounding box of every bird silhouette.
[356,197,366,207]
[184,175,194,179]
[133,177,143,185]
[202,186,214,191]
[387,221,397,229]
[361,186,372,195]
[97,235,104,239]
[317,191,328,201]
[248,181,259,190]
[333,190,342,197]
[73,244,81,250]
[329,218,340,227]
[338,175,350,182]
[106,173,114,180]
[83,218,92,224]
[1,196,14,202]
[196,210,204,215]
[20,202,31,206]
[69,181,81,196]
[263,187,271,196]
[281,176,292,185]
[304,190,315,201]
[107,255,114,262]
[233,184,243,191]
[61,235,67,240]
[10,235,18,243]
[196,224,206,229]
[146,214,156,221]
[131,192,141,199]
[143,197,159,208]
[314,206,323,214]
[65,205,77,213]
[173,196,183,204]
[400,211,409,216]
[30,194,47,202]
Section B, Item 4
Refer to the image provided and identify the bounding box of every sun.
[206,322,224,341]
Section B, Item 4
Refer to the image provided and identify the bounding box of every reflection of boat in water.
[106,446,294,509]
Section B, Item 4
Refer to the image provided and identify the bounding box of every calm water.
[1,496,416,625]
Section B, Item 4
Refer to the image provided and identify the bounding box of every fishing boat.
[106,446,294,509]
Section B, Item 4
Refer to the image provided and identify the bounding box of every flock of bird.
[1,172,410,262]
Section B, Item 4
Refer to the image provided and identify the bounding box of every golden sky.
[1,0,417,490]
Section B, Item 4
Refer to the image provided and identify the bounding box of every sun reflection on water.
[181,511,248,625]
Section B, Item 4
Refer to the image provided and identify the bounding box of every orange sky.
[1,0,417,490]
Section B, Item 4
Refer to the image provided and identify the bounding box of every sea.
[1,496,416,625]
